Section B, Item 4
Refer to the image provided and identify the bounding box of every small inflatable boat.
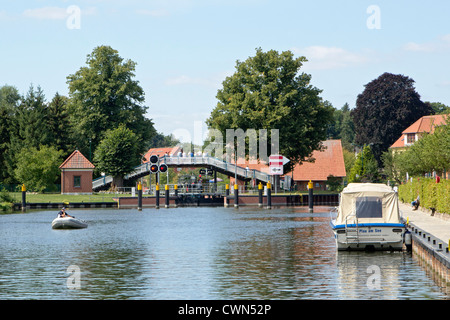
[52,217,88,229]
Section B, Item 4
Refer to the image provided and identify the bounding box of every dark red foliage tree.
[351,72,433,165]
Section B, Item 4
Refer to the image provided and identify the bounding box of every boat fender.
[404,230,412,246]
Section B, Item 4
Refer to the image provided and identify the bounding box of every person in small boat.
[58,207,74,218]
[411,195,420,210]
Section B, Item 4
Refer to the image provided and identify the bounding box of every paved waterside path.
[399,202,450,246]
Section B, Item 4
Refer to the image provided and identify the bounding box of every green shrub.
[399,178,449,214]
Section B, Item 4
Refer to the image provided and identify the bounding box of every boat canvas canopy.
[335,183,400,225]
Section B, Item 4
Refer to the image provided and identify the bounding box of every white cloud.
[403,42,435,53]
[23,7,68,20]
[23,6,96,20]
[403,34,450,53]
[291,46,372,70]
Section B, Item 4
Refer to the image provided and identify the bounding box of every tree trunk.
[112,176,124,191]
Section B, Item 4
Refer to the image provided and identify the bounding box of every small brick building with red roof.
[59,150,95,194]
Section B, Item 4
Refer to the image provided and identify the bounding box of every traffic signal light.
[150,164,159,173]
[159,164,168,173]
[150,155,159,164]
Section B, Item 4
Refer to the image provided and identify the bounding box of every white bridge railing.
[93,156,272,190]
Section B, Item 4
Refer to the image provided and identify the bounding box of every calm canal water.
[0,206,448,300]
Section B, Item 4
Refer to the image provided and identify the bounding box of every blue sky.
[1,0,450,144]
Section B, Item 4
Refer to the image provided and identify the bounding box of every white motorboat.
[330,183,406,251]
[52,216,88,229]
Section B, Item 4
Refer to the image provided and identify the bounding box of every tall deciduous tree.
[206,48,333,171]
[67,45,155,158]
[93,125,140,189]
[352,72,433,164]
[14,145,64,192]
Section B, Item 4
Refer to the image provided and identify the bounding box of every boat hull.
[331,222,405,251]
[52,217,88,229]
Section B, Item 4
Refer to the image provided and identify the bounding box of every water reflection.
[0,207,448,299]
[213,210,338,299]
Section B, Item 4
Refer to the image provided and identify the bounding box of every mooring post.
[258,182,263,208]
[224,184,229,207]
[165,184,170,208]
[267,182,272,209]
[155,183,160,209]
[234,183,239,208]
[137,181,142,211]
[21,184,26,212]
[308,180,314,213]
[174,184,178,208]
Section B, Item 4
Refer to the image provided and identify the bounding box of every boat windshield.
[355,196,382,218]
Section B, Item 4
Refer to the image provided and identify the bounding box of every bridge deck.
[93,156,271,191]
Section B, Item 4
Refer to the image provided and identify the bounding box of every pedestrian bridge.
[92,155,272,191]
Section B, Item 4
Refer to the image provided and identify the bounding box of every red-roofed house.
[390,114,447,151]
[230,140,346,191]
[143,146,183,162]
[60,150,95,194]
[289,139,347,190]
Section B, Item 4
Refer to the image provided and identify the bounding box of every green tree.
[13,85,50,149]
[14,145,64,192]
[381,150,408,184]
[352,73,433,165]
[47,92,75,157]
[93,125,140,189]
[328,103,355,150]
[394,118,450,178]
[206,48,333,171]
[0,85,21,183]
[427,102,450,114]
[342,148,356,178]
[149,132,181,148]
[66,45,156,157]
[348,145,380,183]
[6,85,51,184]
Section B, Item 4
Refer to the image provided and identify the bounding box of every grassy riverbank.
[8,192,129,204]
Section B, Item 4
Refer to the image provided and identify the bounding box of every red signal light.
[159,164,168,173]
